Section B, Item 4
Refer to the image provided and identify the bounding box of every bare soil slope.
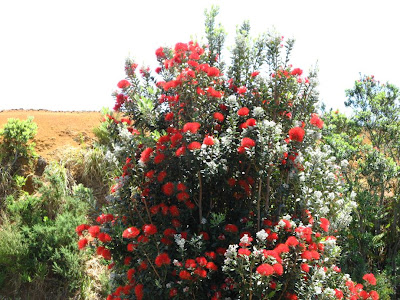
[0,109,102,160]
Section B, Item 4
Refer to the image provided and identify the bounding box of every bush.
[78,7,380,300]
[0,163,93,298]
[0,117,38,202]
[0,117,37,169]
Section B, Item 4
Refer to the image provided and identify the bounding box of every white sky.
[1,0,399,114]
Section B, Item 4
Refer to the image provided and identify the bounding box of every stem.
[257,178,262,231]
[265,166,272,215]
[198,171,203,224]
[142,251,161,281]
[142,198,153,224]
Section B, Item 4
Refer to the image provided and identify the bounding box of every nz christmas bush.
[77,8,379,300]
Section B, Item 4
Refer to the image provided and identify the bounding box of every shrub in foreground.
[78,8,379,300]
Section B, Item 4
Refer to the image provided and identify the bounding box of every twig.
[198,171,203,223]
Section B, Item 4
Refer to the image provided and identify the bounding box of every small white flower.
[278,219,286,229]
[253,107,264,118]
[227,95,237,105]
[240,234,251,245]
[314,191,322,199]
[225,244,239,258]
[340,159,349,168]
[256,229,269,241]
[314,286,322,294]
[174,234,186,249]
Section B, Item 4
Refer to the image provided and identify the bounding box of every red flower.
[195,256,207,267]
[245,118,256,127]
[179,270,192,280]
[155,253,171,267]
[165,112,174,121]
[122,227,140,239]
[224,224,238,233]
[196,87,205,95]
[163,228,177,237]
[177,183,187,191]
[101,248,112,260]
[78,238,88,250]
[154,153,166,164]
[188,141,201,150]
[241,137,256,148]
[143,224,157,236]
[207,87,222,98]
[275,243,289,254]
[169,288,178,298]
[256,264,274,276]
[286,293,298,300]
[75,224,89,236]
[273,263,284,275]
[88,226,100,237]
[238,248,251,256]
[127,268,135,281]
[237,86,247,94]
[169,205,180,216]
[175,146,186,156]
[237,107,250,116]
[171,219,181,228]
[207,66,220,77]
[140,147,153,163]
[183,122,201,133]
[216,247,227,255]
[301,250,313,260]
[311,250,320,260]
[334,289,344,299]
[175,42,188,53]
[285,236,299,247]
[127,243,136,252]
[194,267,207,278]
[310,113,324,129]
[251,71,260,77]
[203,136,214,146]
[98,232,112,243]
[177,191,190,201]
[301,263,310,273]
[157,170,167,182]
[289,127,305,142]
[213,112,224,122]
[206,261,218,271]
[155,47,166,58]
[162,182,175,196]
[363,273,377,285]
[117,79,130,89]
[291,68,303,76]
[185,259,196,269]
[320,218,330,232]
[369,291,379,300]
[134,284,144,300]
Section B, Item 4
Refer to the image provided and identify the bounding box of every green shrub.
[0,117,37,168]
[0,162,94,298]
[0,213,29,290]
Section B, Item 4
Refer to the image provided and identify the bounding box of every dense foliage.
[323,75,400,298]
[77,8,380,300]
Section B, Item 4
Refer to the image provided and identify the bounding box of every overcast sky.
[1,0,399,114]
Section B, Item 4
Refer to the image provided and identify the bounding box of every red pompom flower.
[117,79,130,89]
[289,127,305,142]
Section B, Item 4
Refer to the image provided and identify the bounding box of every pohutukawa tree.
[77,8,379,300]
